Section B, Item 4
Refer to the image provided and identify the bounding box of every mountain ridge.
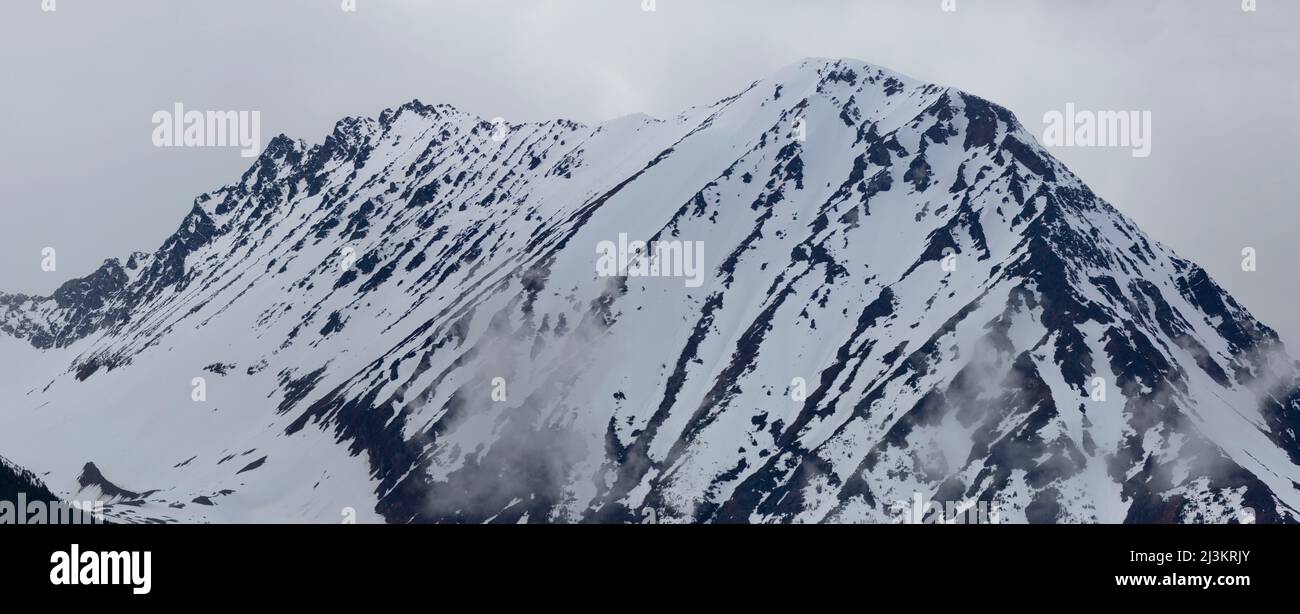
[2,58,1298,524]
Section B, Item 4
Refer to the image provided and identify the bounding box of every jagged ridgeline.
[1,59,1298,524]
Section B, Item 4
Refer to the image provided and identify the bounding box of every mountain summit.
[3,58,1298,523]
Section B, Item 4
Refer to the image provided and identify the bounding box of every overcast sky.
[2,0,1297,347]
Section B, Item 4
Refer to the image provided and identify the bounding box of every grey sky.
[2,0,1297,347]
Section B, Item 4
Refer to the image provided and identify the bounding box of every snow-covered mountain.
[3,58,1298,524]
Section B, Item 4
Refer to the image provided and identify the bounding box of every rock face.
[1,58,1298,524]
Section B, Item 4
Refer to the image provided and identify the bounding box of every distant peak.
[379,99,448,125]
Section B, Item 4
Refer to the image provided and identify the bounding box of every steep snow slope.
[2,58,1298,523]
